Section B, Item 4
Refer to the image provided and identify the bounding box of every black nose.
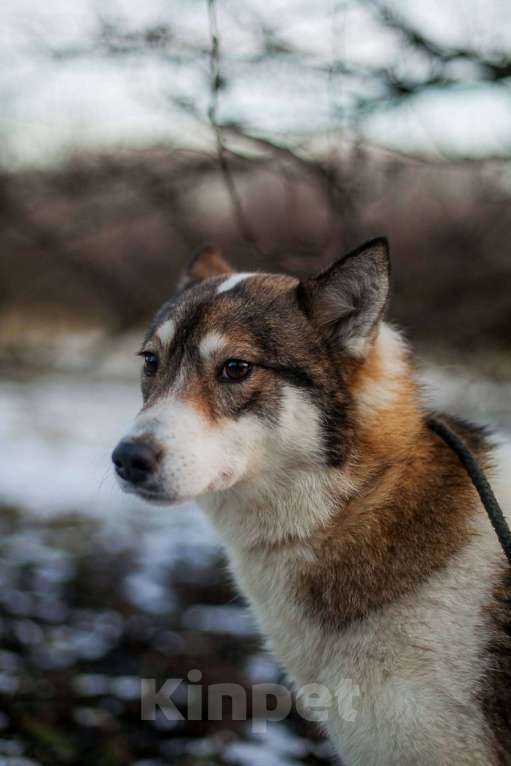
[112,440,159,485]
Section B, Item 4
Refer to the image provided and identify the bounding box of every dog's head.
[112,238,390,505]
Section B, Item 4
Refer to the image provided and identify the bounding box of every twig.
[207,0,262,255]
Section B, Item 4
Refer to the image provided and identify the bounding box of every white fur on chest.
[229,536,498,765]
[200,446,511,766]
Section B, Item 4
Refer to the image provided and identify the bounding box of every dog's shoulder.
[481,565,511,762]
[442,423,511,759]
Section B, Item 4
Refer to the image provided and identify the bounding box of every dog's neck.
[201,324,424,554]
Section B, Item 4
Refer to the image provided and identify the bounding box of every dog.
[112,239,511,765]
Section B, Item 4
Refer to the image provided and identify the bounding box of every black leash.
[427,416,511,566]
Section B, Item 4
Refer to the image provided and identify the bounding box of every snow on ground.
[0,366,221,616]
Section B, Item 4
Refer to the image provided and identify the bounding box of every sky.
[1,0,511,167]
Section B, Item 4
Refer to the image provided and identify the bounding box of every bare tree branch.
[368,0,511,83]
[207,0,263,256]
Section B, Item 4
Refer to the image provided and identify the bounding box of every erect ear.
[297,237,390,357]
[178,244,233,289]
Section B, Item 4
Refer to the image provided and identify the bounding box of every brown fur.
[184,245,232,285]
[299,361,487,628]
[142,273,355,449]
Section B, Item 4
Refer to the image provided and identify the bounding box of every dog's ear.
[297,237,390,357]
[178,244,233,290]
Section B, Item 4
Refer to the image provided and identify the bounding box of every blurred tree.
[1,0,510,351]
[29,0,511,249]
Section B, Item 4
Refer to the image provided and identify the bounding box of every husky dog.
[113,239,511,765]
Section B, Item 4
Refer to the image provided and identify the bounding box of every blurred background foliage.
[1,1,511,764]
[1,0,511,356]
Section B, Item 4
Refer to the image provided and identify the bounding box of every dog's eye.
[220,359,252,382]
[142,352,159,377]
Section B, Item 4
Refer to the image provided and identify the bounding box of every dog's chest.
[226,538,498,766]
